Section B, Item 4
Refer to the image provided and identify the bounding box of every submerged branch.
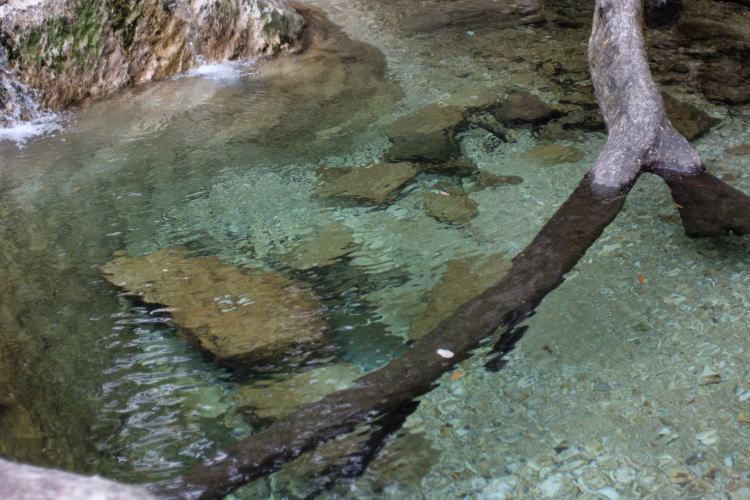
[161,0,750,497]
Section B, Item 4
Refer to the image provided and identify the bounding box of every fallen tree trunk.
[159,178,629,499]
[159,1,750,497]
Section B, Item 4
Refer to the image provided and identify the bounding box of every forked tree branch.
[158,1,750,497]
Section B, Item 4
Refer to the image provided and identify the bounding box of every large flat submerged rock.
[100,248,327,367]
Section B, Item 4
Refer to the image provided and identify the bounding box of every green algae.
[14,2,111,70]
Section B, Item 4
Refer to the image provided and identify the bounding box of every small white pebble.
[597,487,620,500]
[695,429,719,445]
[539,474,565,497]
[437,348,454,358]
[613,467,636,484]
[656,427,678,442]
[466,30,475,36]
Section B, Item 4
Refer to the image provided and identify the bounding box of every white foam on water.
[0,112,62,146]
[180,60,256,81]
[0,0,47,13]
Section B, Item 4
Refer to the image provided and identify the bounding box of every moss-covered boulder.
[0,0,304,110]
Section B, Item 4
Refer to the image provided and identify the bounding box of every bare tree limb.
[158,1,750,497]
[587,0,702,196]
[662,171,750,237]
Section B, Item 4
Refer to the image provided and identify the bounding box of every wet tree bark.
[159,1,750,497]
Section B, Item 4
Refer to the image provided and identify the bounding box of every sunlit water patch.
[0,111,63,145]
[92,304,248,483]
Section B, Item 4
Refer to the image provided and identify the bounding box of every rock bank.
[217,3,403,158]
[0,0,304,117]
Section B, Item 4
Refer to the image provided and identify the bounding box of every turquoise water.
[2,1,750,498]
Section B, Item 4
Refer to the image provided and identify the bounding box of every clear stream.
[1,1,750,498]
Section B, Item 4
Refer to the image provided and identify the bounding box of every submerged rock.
[469,172,524,192]
[422,156,480,177]
[656,2,750,105]
[418,189,479,224]
[100,248,327,367]
[401,0,544,33]
[537,92,717,142]
[219,4,403,159]
[0,0,304,110]
[235,362,362,421]
[700,58,750,105]
[383,104,466,162]
[410,254,512,340]
[316,162,418,205]
[494,91,558,124]
[285,222,358,270]
[727,144,750,155]
[555,110,606,133]
[439,84,503,110]
[662,93,720,140]
[523,143,584,166]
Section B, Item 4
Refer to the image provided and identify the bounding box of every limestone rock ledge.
[0,0,304,112]
[0,458,154,500]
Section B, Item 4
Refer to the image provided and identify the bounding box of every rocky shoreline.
[0,0,305,125]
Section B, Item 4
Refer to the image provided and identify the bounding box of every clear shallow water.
[1,1,750,498]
